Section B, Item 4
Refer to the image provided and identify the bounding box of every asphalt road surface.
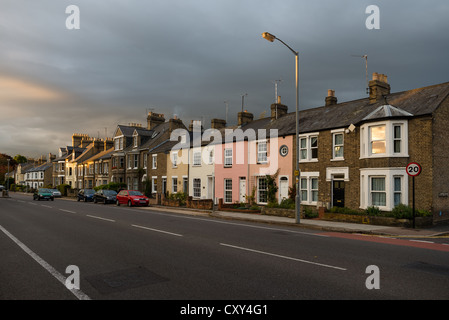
[1,193,449,303]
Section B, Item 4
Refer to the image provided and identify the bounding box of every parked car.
[77,189,95,202]
[116,190,149,207]
[0,185,5,191]
[33,188,54,201]
[50,189,62,198]
[93,189,117,204]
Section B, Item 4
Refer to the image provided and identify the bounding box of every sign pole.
[412,176,415,229]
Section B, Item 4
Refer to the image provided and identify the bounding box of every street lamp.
[262,32,300,224]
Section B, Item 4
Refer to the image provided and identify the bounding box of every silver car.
[50,189,62,198]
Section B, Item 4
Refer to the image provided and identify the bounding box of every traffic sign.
[406,162,422,177]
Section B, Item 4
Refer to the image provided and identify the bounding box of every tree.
[14,155,28,164]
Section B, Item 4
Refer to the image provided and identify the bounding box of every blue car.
[77,189,95,202]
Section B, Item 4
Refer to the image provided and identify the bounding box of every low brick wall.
[186,197,213,210]
[322,212,433,228]
[261,207,295,218]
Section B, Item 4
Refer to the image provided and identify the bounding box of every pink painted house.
[215,101,296,205]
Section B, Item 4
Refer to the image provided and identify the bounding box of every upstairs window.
[360,121,408,158]
[224,148,233,167]
[299,133,319,162]
[257,141,268,163]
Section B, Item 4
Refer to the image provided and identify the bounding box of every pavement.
[3,193,449,238]
[144,205,449,238]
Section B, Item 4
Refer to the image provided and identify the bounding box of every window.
[133,154,138,168]
[89,164,93,174]
[300,173,319,204]
[69,167,72,176]
[152,154,157,169]
[119,157,124,169]
[360,168,408,210]
[360,121,408,158]
[299,133,319,162]
[95,163,98,174]
[208,150,214,165]
[224,148,232,167]
[143,154,148,169]
[152,177,157,193]
[104,163,108,174]
[394,176,402,207]
[393,125,401,153]
[257,141,268,163]
[172,177,178,193]
[300,178,308,202]
[224,179,232,203]
[193,178,201,198]
[128,156,132,169]
[370,125,386,154]
[172,152,178,167]
[193,151,202,166]
[333,132,344,159]
[371,177,386,206]
[133,178,138,191]
[257,177,268,204]
[133,135,138,147]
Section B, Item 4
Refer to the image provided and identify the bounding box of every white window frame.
[257,140,268,164]
[133,154,138,169]
[193,151,202,166]
[224,179,233,203]
[360,120,408,158]
[299,133,319,162]
[151,176,157,193]
[331,129,345,161]
[224,148,233,167]
[143,154,148,169]
[152,154,157,169]
[257,176,268,204]
[172,177,178,193]
[300,172,320,205]
[360,168,408,211]
[193,178,201,198]
[171,152,178,168]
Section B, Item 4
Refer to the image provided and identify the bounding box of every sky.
[1,0,448,158]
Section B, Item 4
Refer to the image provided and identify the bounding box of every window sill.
[299,159,318,163]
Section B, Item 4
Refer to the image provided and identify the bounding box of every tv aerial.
[352,54,368,94]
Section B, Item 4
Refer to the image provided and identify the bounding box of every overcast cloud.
[1,0,448,158]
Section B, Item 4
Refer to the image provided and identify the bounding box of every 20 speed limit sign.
[406,162,422,176]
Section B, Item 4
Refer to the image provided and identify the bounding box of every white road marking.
[0,224,91,300]
[86,215,115,223]
[41,205,52,208]
[131,224,183,237]
[409,239,434,244]
[220,243,347,271]
[59,209,76,214]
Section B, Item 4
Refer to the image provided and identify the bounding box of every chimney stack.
[104,138,114,151]
[270,96,289,119]
[189,120,204,132]
[211,118,226,130]
[325,90,338,106]
[147,112,165,130]
[369,72,391,104]
[169,117,184,133]
[238,110,254,126]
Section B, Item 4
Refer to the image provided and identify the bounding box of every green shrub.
[392,204,432,219]
[303,206,318,219]
[279,198,295,209]
[57,184,71,196]
[365,206,381,216]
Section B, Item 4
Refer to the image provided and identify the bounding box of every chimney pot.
[325,90,338,106]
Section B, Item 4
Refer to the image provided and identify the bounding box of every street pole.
[262,32,300,223]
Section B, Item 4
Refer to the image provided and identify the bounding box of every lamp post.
[262,32,300,223]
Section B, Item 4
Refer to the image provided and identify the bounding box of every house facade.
[296,73,449,223]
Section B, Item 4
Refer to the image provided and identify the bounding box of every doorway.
[279,176,289,202]
[239,177,246,203]
[332,180,345,208]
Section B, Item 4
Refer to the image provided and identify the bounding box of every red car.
[116,190,150,207]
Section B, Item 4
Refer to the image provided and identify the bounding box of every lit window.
[333,133,344,159]
[370,126,386,154]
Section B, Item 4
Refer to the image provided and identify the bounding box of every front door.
[332,180,345,208]
[279,177,289,202]
[239,177,246,203]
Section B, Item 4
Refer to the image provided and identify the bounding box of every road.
[1,193,449,304]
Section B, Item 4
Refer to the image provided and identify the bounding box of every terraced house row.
[42,73,449,224]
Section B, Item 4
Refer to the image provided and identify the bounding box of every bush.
[279,198,295,209]
[57,184,71,196]
[168,192,187,206]
[391,204,432,219]
[365,206,381,216]
[303,206,318,219]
